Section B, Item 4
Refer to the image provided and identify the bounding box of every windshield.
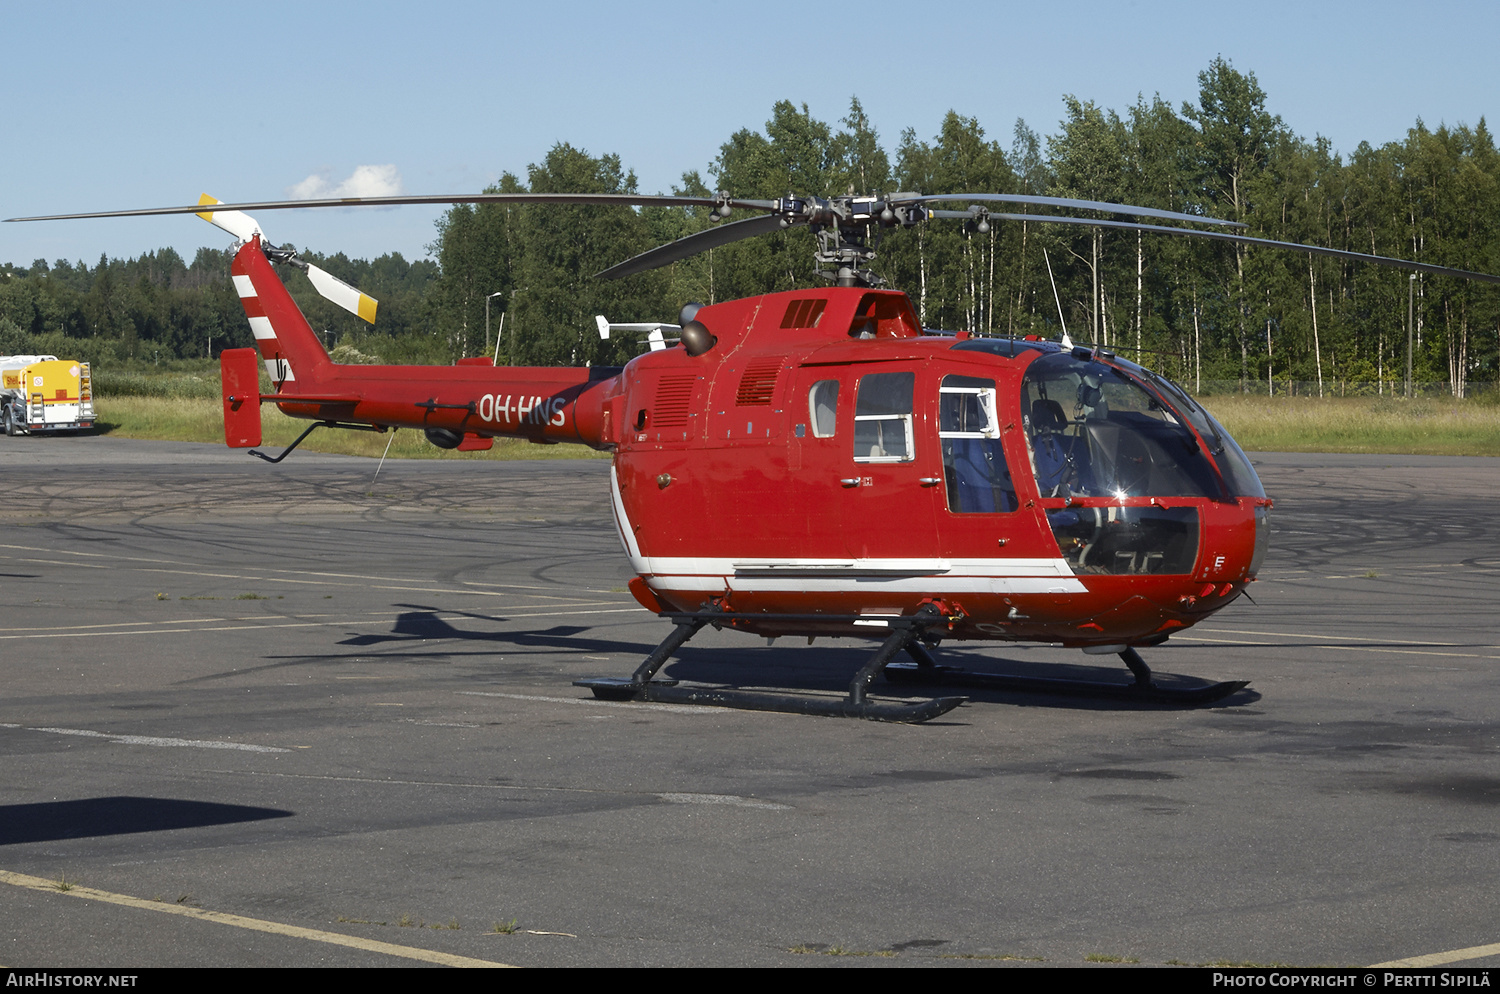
[1020,352,1223,499]
[1128,365,1265,499]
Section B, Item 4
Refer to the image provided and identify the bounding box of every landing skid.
[574,606,966,723]
[883,646,1248,705]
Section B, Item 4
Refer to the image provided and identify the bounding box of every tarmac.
[2,435,1498,967]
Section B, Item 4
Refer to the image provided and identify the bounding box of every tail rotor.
[198,194,378,325]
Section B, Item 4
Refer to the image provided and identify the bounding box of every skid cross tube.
[631,616,708,686]
[574,606,965,723]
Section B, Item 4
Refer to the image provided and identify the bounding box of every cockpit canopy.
[1016,349,1264,501]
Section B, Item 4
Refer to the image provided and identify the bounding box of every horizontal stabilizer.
[260,393,362,404]
[595,315,679,351]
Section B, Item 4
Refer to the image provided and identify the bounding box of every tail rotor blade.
[195,194,262,242]
[306,264,379,324]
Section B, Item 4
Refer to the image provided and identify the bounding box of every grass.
[95,394,608,461]
[790,945,1040,961]
[788,945,897,957]
[94,367,220,401]
[491,919,519,934]
[1167,958,1296,968]
[80,369,1500,459]
[336,913,463,929]
[1202,393,1500,457]
[1085,953,1140,963]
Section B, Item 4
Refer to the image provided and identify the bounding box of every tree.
[1182,57,1284,387]
[1048,97,1127,345]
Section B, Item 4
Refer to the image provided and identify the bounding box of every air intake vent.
[735,358,783,406]
[780,298,827,329]
[652,374,697,427]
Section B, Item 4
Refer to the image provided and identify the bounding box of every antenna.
[1043,248,1073,350]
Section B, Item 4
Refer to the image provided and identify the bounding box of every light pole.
[484,291,504,361]
[505,287,529,366]
[1406,273,1415,399]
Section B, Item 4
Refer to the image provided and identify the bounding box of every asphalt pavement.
[2,435,1498,968]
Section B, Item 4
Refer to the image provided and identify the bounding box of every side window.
[939,375,1016,513]
[808,380,839,438]
[853,371,914,463]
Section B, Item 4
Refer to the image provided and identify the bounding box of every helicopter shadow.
[662,641,1262,712]
[336,604,654,657]
[908,645,1264,712]
[333,608,1259,711]
[0,797,292,846]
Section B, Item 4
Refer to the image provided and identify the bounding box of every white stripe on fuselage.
[232,274,256,298]
[609,466,645,567]
[247,316,275,341]
[653,567,1086,596]
[608,470,1084,595]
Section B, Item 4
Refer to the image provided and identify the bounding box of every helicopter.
[13,188,1500,722]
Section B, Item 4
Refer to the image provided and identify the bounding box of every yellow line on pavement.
[0,869,513,968]
[1372,940,1500,967]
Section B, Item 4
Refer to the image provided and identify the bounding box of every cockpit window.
[939,375,1015,512]
[808,380,839,437]
[950,338,1042,359]
[853,371,914,463]
[1121,365,1265,499]
[1021,353,1222,499]
[1203,411,1266,498]
[1047,506,1200,574]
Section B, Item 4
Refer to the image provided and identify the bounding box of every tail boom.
[224,237,619,450]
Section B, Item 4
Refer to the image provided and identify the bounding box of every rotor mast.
[770,193,929,288]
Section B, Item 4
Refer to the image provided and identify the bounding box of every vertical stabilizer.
[230,237,333,392]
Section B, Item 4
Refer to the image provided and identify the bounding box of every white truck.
[0,355,95,435]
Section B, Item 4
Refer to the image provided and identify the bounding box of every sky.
[4,0,1497,269]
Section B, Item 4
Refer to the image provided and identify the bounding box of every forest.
[4,58,1498,396]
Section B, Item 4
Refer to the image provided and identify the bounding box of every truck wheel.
[3,406,14,437]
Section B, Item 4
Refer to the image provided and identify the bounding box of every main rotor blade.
[906,193,1245,229]
[933,210,1500,285]
[5,192,768,224]
[596,213,786,280]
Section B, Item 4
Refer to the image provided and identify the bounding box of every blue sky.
[4,0,1496,267]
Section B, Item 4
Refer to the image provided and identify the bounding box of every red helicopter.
[14,190,1500,721]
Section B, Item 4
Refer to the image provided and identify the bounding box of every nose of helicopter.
[1195,498,1269,586]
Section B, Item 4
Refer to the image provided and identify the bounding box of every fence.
[1191,380,1498,400]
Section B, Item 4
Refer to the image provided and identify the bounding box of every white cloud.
[288,164,403,200]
